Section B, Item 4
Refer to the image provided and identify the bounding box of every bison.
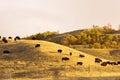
[14,36,21,41]
[2,37,8,43]
[110,62,118,65]
[62,57,69,61]
[117,61,120,65]
[79,54,85,58]
[101,62,107,66]
[69,52,72,56]
[58,49,62,53]
[16,36,21,40]
[3,50,10,54]
[106,61,112,65]
[95,58,102,63]
[77,62,83,65]
[106,61,118,65]
[8,37,12,39]
[35,44,40,48]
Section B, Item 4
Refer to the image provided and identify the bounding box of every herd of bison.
[0,36,120,67]
[58,49,120,66]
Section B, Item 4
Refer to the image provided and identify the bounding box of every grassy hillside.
[79,49,120,61]
[0,39,120,80]
[47,29,84,43]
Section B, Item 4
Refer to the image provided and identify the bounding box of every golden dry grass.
[0,39,120,80]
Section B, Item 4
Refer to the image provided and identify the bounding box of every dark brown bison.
[16,36,21,40]
[8,37,12,39]
[79,54,85,58]
[101,62,107,66]
[110,62,118,65]
[58,49,62,53]
[77,62,83,65]
[35,44,40,48]
[62,57,69,61]
[3,50,10,54]
[14,38,16,41]
[69,52,72,56]
[117,61,120,65]
[106,61,112,65]
[95,58,102,63]
[14,36,21,41]
[2,37,8,43]
[106,61,118,65]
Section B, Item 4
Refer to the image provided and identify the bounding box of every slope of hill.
[47,29,84,43]
[0,39,120,80]
[79,49,120,61]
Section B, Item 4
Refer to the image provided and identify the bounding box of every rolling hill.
[46,29,84,43]
[0,39,120,80]
[77,49,120,61]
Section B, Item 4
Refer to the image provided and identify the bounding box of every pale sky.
[0,0,120,37]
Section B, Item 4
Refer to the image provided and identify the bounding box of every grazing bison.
[101,62,107,66]
[3,50,10,54]
[69,52,72,56]
[62,57,69,61]
[106,61,111,65]
[110,62,118,65]
[95,58,102,63]
[79,54,85,58]
[106,61,118,65]
[16,36,21,40]
[14,38,16,41]
[77,62,83,65]
[58,49,62,53]
[8,37,12,39]
[35,44,40,48]
[117,61,120,65]
[2,37,8,43]
[14,36,21,41]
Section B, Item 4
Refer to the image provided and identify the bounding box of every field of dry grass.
[78,49,120,61]
[0,39,120,80]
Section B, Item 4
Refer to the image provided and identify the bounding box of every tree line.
[25,31,59,40]
[61,25,120,49]
[25,24,120,49]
